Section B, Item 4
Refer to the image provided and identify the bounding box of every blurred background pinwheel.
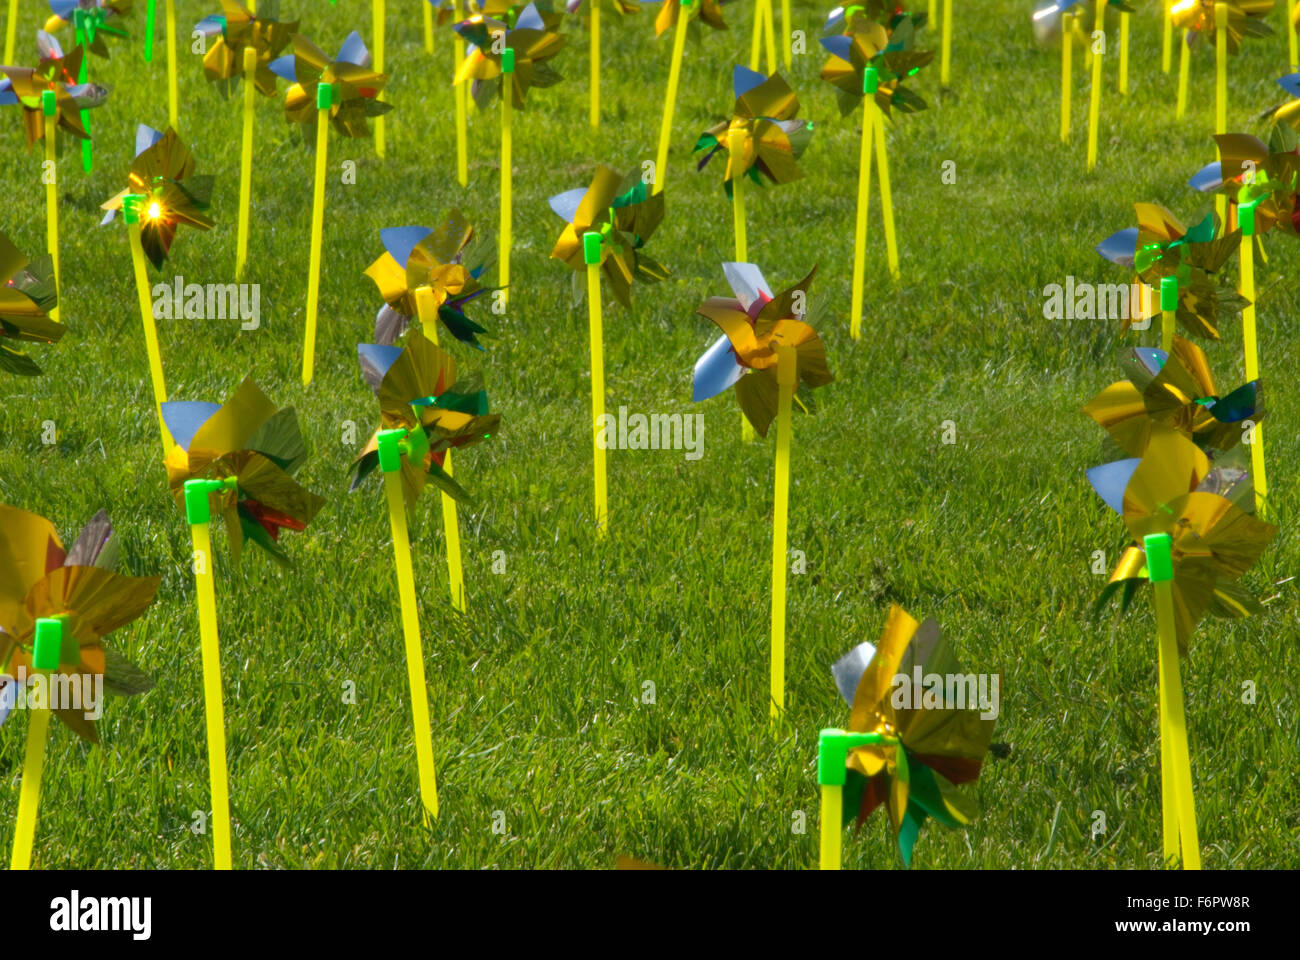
[1170,0,1273,54]
[549,163,668,307]
[0,40,106,148]
[695,66,812,194]
[194,0,297,97]
[453,1,566,109]
[1189,131,1300,237]
[646,0,727,36]
[0,229,62,375]
[829,605,996,867]
[162,377,325,566]
[821,0,933,118]
[44,0,131,60]
[270,30,390,138]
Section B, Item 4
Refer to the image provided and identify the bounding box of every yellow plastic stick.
[940,0,952,86]
[1118,12,1129,95]
[819,783,842,870]
[781,0,792,68]
[1156,638,1179,864]
[129,222,172,452]
[1162,0,1172,73]
[1151,564,1201,870]
[453,0,468,186]
[749,0,762,71]
[590,0,600,127]
[769,345,795,721]
[9,705,51,870]
[302,99,328,386]
[1214,5,1227,228]
[849,90,874,340]
[873,103,898,279]
[1239,224,1268,518]
[1061,15,1072,143]
[654,3,689,196]
[762,0,777,75]
[1086,0,1103,172]
[423,0,434,54]
[586,244,608,534]
[416,287,468,607]
[166,0,178,127]
[500,82,512,306]
[1176,29,1189,118]
[44,113,59,323]
[1162,306,1175,353]
[189,520,233,870]
[1290,0,1298,71]
[2,0,16,65]
[730,132,747,263]
[382,460,441,821]
[235,46,257,279]
[374,0,385,157]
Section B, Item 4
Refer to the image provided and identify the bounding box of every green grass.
[1,0,1297,869]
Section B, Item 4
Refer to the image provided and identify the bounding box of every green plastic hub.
[1159,275,1177,312]
[583,231,603,265]
[41,89,57,117]
[502,47,515,73]
[316,82,335,111]
[33,617,63,672]
[863,66,879,96]
[817,727,891,786]
[184,477,238,525]
[1144,533,1174,584]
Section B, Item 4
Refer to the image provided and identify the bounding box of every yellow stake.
[302,98,329,385]
[453,0,468,187]
[128,222,172,452]
[1176,29,1189,118]
[2,0,16,65]
[585,242,608,534]
[1118,12,1129,94]
[374,0,386,158]
[873,101,899,279]
[590,0,600,127]
[9,704,51,870]
[382,458,441,821]
[1214,4,1227,228]
[1161,304,1174,353]
[762,0,777,75]
[1061,14,1072,143]
[166,0,178,127]
[1290,0,1299,71]
[849,88,874,340]
[1156,638,1179,864]
[654,2,690,196]
[1086,0,1103,172]
[819,783,842,870]
[769,345,795,721]
[730,126,747,262]
[44,112,59,323]
[235,45,257,279]
[781,0,792,68]
[749,0,762,71]
[1239,223,1268,518]
[415,287,468,607]
[189,519,233,869]
[940,0,952,86]
[1162,0,1172,73]
[423,0,434,54]
[500,81,512,306]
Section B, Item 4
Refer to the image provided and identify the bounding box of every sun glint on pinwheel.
[453,2,566,109]
[270,31,390,137]
[692,262,831,437]
[1095,203,1245,340]
[1084,336,1263,458]
[549,164,668,307]
[821,1,934,118]
[352,329,500,513]
[365,211,497,350]
[822,605,996,868]
[0,230,62,376]
[195,0,298,97]
[696,66,812,194]
[1170,0,1273,53]
[1189,132,1300,237]
[162,377,325,566]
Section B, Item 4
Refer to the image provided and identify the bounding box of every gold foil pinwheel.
[1086,429,1276,654]
[270,31,391,138]
[352,329,500,514]
[830,605,997,867]
[549,164,668,307]
[1084,335,1263,457]
[695,67,813,193]
[0,43,106,148]
[194,0,298,97]
[0,229,62,376]
[1095,203,1245,339]
[364,212,497,349]
[820,2,934,118]
[100,124,215,269]
[1189,131,1300,238]
[0,506,159,743]
[651,0,727,36]
[691,262,832,436]
[453,2,567,109]
[1170,0,1273,54]
[161,377,326,566]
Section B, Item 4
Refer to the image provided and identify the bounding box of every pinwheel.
[695,67,812,267]
[565,0,640,126]
[650,0,730,197]
[351,330,500,819]
[0,506,159,869]
[1095,203,1245,344]
[0,231,62,375]
[691,262,832,717]
[269,30,389,384]
[100,124,214,451]
[454,4,566,307]
[818,605,995,869]
[43,1,126,169]
[194,0,297,278]
[365,210,497,350]
[1170,0,1273,132]
[159,376,323,870]
[1086,429,1275,868]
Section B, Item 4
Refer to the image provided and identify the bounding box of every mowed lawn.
[0,0,1296,869]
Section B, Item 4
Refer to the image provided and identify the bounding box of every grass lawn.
[1,0,1296,869]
